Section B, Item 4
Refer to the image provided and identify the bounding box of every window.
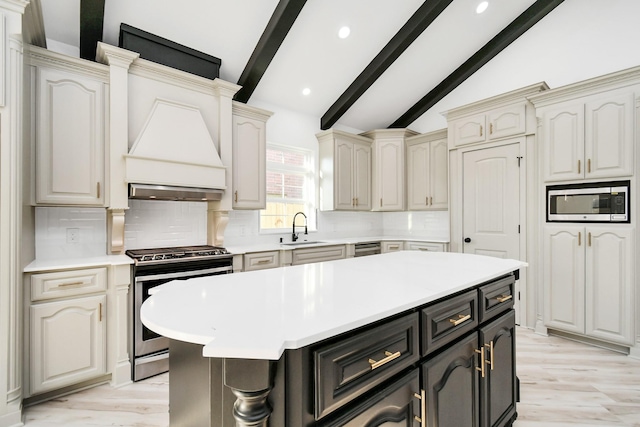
[260,144,316,232]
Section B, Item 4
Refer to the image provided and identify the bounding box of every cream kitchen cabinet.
[404,241,447,252]
[291,245,347,266]
[381,241,403,253]
[243,250,280,271]
[317,130,372,211]
[27,268,108,395]
[538,91,634,182]
[232,102,273,209]
[362,129,417,211]
[449,103,526,148]
[543,225,634,345]
[406,130,448,210]
[34,66,107,206]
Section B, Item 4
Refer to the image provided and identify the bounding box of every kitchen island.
[142,251,525,426]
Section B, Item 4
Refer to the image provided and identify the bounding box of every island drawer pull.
[413,389,426,427]
[495,294,512,303]
[368,350,401,370]
[486,341,494,370]
[256,259,270,264]
[449,314,471,326]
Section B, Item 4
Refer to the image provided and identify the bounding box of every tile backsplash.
[34,202,449,258]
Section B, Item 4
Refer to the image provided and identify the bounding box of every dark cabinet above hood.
[129,184,222,202]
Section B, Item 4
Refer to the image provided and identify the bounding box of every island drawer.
[421,289,478,356]
[243,251,280,271]
[30,268,107,301]
[478,274,515,323]
[313,313,420,420]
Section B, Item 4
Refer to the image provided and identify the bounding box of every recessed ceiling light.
[476,1,489,14]
[338,26,351,39]
[302,87,311,96]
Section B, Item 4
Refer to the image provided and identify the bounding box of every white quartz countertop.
[141,251,525,360]
[24,254,134,272]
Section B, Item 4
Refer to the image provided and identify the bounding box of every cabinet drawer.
[314,313,420,420]
[292,245,346,265]
[243,251,280,271]
[381,241,403,253]
[404,241,446,252]
[31,268,107,301]
[421,290,478,356]
[478,275,515,323]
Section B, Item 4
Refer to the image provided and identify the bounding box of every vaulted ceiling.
[33,0,640,133]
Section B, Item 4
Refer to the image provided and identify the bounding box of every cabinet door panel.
[429,138,448,210]
[354,142,372,210]
[453,113,486,146]
[375,140,403,211]
[320,370,420,427]
[479,311,516,427]
[30,295,106,394]
[422,332,480,427]
[585,93,634,179]
[542,103,584,182]
[585,227,634,344]
[232,116,265,209]
[37,68,105,205]
[543,226,585,334]
[335,141,355,210]
[407,143,429,210]
[487,104,526,141]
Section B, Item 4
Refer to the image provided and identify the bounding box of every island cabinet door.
[478,310,517,427]
[318,369,421,427]
[421,332,480,427]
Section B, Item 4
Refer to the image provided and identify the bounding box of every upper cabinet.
[362,129,417,212]
[317,130,372,211]
[530,68,640,183]
[32,63,108,206]
[537,91,634,182]
[231,102,273,210]
[405,130,448,211]
[450,104,527,147]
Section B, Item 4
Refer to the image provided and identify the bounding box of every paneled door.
[463,143,521,321]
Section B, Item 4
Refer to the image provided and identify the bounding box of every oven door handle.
[135,266,232,282]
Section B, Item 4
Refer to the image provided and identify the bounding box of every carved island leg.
[224,359,275,427]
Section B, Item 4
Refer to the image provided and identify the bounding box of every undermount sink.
[281,240,326,246]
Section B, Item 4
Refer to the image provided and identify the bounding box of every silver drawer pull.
[57,281,85,288]
[495,295,512,303]
[368,350,401,370]
[449,314,471,326]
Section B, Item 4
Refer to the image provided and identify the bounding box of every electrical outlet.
[66,228,80,244]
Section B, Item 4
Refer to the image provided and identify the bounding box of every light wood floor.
[22,327,640,426]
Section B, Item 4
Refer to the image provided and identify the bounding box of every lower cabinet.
[421,310,516,427]
[320,370,420,426]
[30,294,106,394]
[286,274,517,427]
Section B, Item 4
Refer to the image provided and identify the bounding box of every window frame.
[259,143,316,234]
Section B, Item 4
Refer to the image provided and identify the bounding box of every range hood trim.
[129,183,223,202]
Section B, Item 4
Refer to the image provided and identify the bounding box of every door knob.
[464,237,471,243]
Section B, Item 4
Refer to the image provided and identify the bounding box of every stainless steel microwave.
[547,181,630,223]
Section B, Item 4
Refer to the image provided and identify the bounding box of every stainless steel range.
[126,245,233,381]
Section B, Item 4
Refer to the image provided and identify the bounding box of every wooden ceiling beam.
[235,0,307,103]
[320,0,454,130]
[390,0,565,128]
[79,0,106,61]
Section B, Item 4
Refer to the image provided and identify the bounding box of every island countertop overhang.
[141,251,526,360]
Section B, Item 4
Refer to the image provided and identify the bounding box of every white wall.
[411,0,640,133]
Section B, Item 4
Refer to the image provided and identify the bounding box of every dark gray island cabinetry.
[141,252,524,426]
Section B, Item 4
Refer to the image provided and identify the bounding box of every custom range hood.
[125,98,227,200]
